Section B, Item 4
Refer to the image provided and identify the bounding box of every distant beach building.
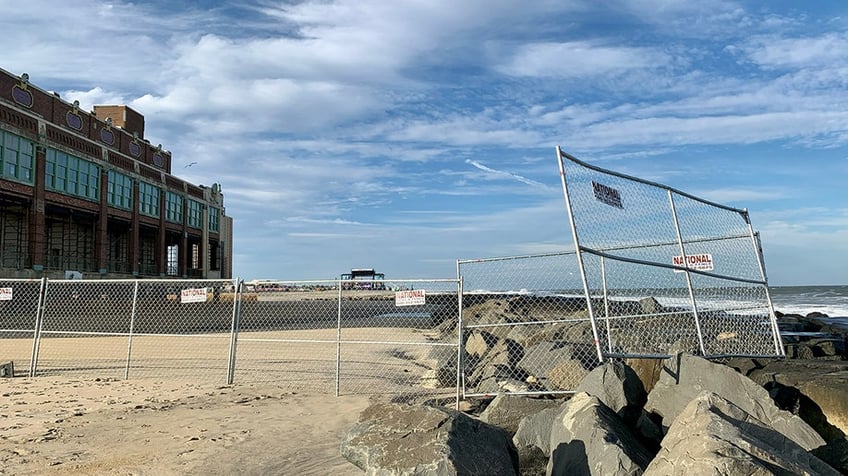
[341,268,385,290]
[0,68,232,279]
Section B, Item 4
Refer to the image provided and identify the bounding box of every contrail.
[465,159,546,188]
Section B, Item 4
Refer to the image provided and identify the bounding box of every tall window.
[167,244,179,276]
[187,199,203,228]
[138,181,160,217]
[165,191,184,223]
[208,207,220,232]
[107,170,133,210]
[45,148,100,200]
[0,130,35,184]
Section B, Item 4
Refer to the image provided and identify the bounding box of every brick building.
[0,68,232,279]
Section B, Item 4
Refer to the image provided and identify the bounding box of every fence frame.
[1,276,462,407]
[556,146,784,360]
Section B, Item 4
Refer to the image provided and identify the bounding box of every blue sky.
[2,0,847,285]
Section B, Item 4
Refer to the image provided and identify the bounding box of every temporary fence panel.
[33,279,136,379]
[0,278,43,377]
[233,279,460,404]
[556,146,782,359]
[32,279,237,381]
[337,279,459,404]
[123,279,237,381]
[232,280,344,393]
[457,253,602,398]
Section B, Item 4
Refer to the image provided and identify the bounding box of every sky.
[1,0,847,286]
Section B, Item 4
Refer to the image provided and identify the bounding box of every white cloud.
[563,111,848,149]
[733,33,848,69]
[2,1,846,284]
[465,159,550,189]
[695,188,786,203]
[498,41,672,78]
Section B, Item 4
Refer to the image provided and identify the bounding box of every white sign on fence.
[395,289,426,307]
[672,253,714,272]
[0,287,12,301]
[180,288,208,303]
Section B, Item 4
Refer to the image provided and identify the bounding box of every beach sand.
[1,376,375,475]
[1,326,455,475]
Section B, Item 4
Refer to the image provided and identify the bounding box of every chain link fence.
[234,279,459,403]
[0,279,42,377]
[452,149,783,400]
[0,150,783,404]
[556,147,782,360]
[30,279,237,381]
[0,277,460,404]
[457,253,603,398]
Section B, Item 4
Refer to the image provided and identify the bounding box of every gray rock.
[511,402,568,476]
[518,342,573,379]
[467,338,527,393]
[473,363,524,395]
[0,361,13,378]
[548,393,652,476]
[478,394,562,435]
[465,330,498,357]
[341,402,519,475]
[749,359,848,441]
[546,359,589,391]
[422,346,457,388]
[723,357,764,377]
[575,361,646,425]
[638,297,663,315]
[513,405,563,457]
[645,353,825,450]
[644,392,839,476]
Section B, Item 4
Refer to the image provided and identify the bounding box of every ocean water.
[768,285,848,331]
[768,285,848,318]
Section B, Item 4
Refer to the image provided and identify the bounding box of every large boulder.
[341,402,519,475]
[478,394,562,435]
[512,404,563,476]
[748,359,848,441]
[645,353,825,451]
[548,392,652,476]
[644,392,839,475]
[546,359,590,391]
[575,361,646,425]
[513,405,562,457]
[518,342,574,379]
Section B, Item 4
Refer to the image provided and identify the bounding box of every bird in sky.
[184,161,198,168]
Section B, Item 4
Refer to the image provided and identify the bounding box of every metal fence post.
[557,146,605,363]
[335,279,343,397]
[667,190,707,355]
[749,229,784,356]
[124,280,139,379]
[28,277,48,377]
[226,278,242,385]
[455,273,463,410]
[600,256,613,354]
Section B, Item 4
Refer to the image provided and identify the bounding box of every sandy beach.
[1,323,457,475]
[1,375,377,475]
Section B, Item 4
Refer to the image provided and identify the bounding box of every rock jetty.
[342,309,848,475]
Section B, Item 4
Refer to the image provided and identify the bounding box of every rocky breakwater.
[426,293,779,397]
[342,346,848,474]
